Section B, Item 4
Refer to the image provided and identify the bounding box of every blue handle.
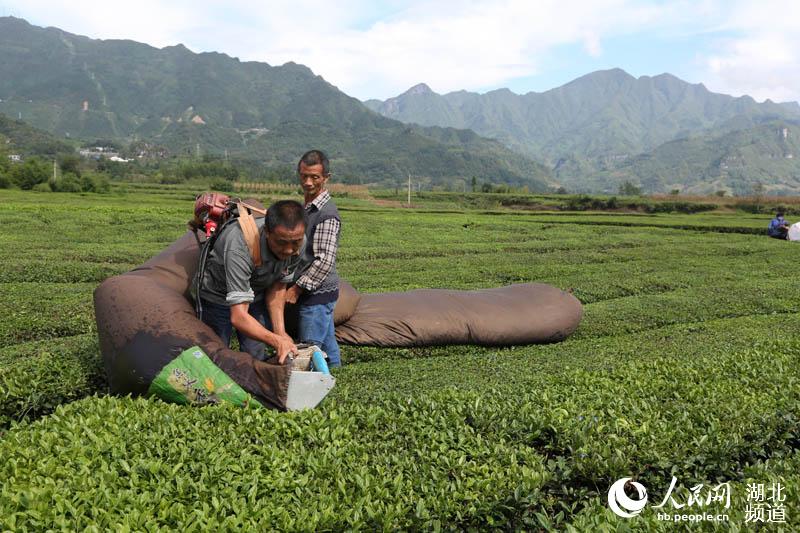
[311,350,330,374]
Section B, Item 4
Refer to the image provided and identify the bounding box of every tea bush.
[0,334,104,427]
[0,283,96,346]
[0,394,550,530]
[0,189,798,529]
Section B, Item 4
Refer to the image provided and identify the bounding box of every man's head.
[265,200,307,260]
[777,211,785,218]
[297,149,330,202]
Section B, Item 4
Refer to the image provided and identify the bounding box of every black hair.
[777,211,785,217]
[266,200,307,231]
[297,149,330,176]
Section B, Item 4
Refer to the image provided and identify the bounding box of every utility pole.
[52,159,57,183]
[196,143,201,159]
[407,172,412,206]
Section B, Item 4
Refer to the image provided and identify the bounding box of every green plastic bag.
[148,346,260,408]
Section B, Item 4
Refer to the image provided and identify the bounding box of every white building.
[79,147,120,160]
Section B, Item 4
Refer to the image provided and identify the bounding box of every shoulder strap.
[236,202,262,267]
[238,201,267,216]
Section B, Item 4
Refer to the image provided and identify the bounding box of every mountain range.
[0,16,551,190]
[4,15,800,194]
[366,73,800,194]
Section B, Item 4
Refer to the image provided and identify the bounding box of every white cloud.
[696,0,800,102]
[261,0,666,98]
[2,0,204,48]
[583,33,603,57]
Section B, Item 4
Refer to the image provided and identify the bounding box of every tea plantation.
[0,187,798,531]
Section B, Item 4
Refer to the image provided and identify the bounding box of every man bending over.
[197,200,307,362]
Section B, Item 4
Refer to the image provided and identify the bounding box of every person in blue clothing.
[768,211,790,240]
[285,150,342,367]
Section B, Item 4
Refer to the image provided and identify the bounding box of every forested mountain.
[0,112,74,157]
[594,121,800,195]
[0,17,552,190]
[366,71,800,193]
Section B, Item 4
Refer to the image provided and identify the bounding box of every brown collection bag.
[95,199,582,410]
[335,284,582,347]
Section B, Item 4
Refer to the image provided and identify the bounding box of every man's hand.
[230,303,296,362]
[285,285,303,304]
[274,333,297,363]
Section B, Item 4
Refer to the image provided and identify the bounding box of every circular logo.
[608,477,648,518]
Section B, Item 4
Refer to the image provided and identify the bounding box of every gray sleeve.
[223,242,255,305]
[282,236,308,284]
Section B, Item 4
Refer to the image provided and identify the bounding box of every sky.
[1,0,799,103]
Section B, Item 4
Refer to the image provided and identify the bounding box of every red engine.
[193,192,231,237]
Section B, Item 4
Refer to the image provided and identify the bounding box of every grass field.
[1,187,798,530]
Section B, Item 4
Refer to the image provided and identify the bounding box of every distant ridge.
[0,111,73,156]
[0,16,552,190]
[366,69,800,193]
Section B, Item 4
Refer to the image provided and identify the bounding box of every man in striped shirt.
[286,150,342,367]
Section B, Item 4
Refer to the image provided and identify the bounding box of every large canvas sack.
[335,283,582,347]
[788,222,800,241]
